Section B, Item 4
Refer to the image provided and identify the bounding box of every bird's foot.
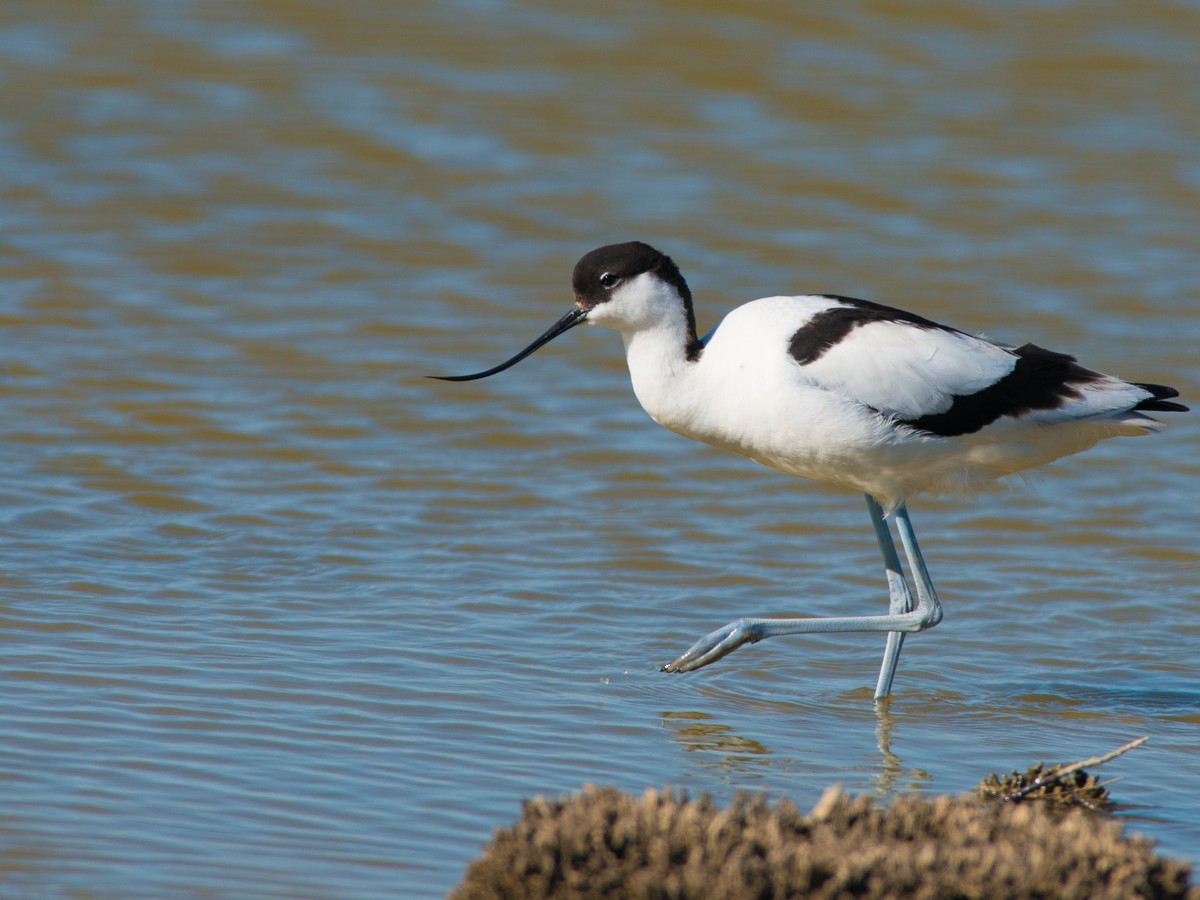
[660,618,761,673]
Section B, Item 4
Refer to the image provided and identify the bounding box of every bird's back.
[650,294,1185,507]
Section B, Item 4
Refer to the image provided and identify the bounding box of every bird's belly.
[651,387,910,494]
[650,388,1113,508]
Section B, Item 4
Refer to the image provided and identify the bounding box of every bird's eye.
[599,272,618,288]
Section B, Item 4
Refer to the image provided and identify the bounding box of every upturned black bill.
[430,307,587,382]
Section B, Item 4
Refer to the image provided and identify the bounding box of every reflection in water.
[659,703,935,796]
[661,710,772,762]
[872,700,933,796]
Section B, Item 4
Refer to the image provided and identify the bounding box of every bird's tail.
[1131,382,1189,414]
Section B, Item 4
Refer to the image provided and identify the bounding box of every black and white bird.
[435,241,1187,699]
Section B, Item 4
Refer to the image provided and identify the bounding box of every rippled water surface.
[2,1,1198,896]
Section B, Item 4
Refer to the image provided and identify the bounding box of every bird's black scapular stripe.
[788,296,955,366]
[901,343,1106,437]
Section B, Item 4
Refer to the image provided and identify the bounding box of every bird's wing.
[784,299,1140,437]
[787,304,1013,417]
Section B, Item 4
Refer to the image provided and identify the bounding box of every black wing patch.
[788,296,955,366]
[901,344,1105,437]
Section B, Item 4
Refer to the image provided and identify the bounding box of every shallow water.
[1,0,1197,896]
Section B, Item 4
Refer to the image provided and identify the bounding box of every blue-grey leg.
[866,495,914,701]
[892,503,939,631]
[661,498,943,693]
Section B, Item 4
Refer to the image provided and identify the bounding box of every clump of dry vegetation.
[977,761,1114,810]
[975,736,1145,811]
[454,779,1196,899]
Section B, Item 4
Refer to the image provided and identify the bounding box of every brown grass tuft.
[453,784,1197,899]
[977,762,1113,810]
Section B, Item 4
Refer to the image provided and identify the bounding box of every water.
[1,1,1197,896]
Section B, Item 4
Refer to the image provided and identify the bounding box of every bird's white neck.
[582,270,705,435]
[617,318,703,434]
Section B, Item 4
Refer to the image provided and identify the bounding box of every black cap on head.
[571,242,700,357]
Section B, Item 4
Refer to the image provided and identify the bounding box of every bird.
[433,241,1187,699]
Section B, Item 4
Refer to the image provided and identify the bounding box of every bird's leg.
[660,500,943,683]
[866,495,914,701]
[892,502,941,632]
